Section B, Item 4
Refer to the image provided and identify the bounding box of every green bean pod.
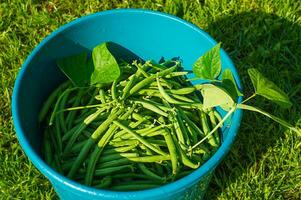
[110,183,159,191]
[162,129,178,175]
[94,165,134,177]
[200,111,218,148]
[113,121,167,156]
[63,107,108,153]
[102,144,138,155]
[129,65,178,95]
[94,176,112,189]
[138,163,166,182]
[38,81,70,123]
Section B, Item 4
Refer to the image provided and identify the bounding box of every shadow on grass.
[203,11,301,199]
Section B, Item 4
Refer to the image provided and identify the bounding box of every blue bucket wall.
[12,9,243,200]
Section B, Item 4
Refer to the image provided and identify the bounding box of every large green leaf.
[91,43,120,84]
[192,43,221,80]
[222,68,243,99]
[57,52,93,86]
[201,84,235,110]
[248,68,292,108]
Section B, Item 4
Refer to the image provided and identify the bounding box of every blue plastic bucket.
[12,9,243,200]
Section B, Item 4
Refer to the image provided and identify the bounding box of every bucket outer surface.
[12,9,243,200]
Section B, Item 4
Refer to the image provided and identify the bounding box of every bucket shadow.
[202,11,301,199]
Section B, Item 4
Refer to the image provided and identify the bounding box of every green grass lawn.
[1,0,300,199]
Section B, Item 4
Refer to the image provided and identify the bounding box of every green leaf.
[57,52,93,86]
[201,84,235,110]
[192,43,221,80]
[91,43,120,84]
[221,68,243,100]
[248,68,292,108]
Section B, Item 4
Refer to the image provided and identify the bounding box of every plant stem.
[189,106,236,151]
[241,93,256,104]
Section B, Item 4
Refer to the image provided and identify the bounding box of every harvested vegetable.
[39,42,299,191]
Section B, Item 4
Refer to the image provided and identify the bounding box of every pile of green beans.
[39,60,223,191]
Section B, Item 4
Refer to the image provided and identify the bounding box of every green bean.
[94,165,134,176]
[62,160,73,172]
[121,75,135,100]
[129,65,178,95]
[135,98,170,112]
[150,78,173,89]
[213,110,223,126]
[90,108,124,140]
[63,107,108,153]
[131,112,146,122]
[178,108,204,137]
[86,87,99,107]
[165,71,188,78]
[162,129,178,175]
[175,170,194,179]
[138,163,166,182]
[85,106,135,185]
[38,81,70,123]
[58,88,71,133]
[149,60,167,71]
[154,163,164,177]
[145,139,167,146]
[129,76,155,95]
[62,123,81,141]
[144,130,163,137]
[111,80,118,101]
[209,110,220,147]
[190,154,204,163]
[168,79,185,88]
[48,87,79,125]
[169,87,196,95]
[111,173,155,180]
[139,144,153,156]
[185,123,198,145]
[200,111,218,148]
[110,183,159,191]
[69,139,87,153]
[121,125,166,140]
[43,129,53,164]
[156,76,185,104]
[94,176,112,188]
[97,89,106,104]
[54,117,63,154]
[193,145,210,155]
[170,131,199,169]
[179,148,199,169]
[48,127,58,152]
[113,121,167,156]
[102,144,138,155]
[109,139,139,147]
[113,119,146,139]
[134,62,149,78]
[66,89,85,130]
[73,109,96,124]
[137,88,159,96]
[172,114,185,146]
[175,112,190,146]
[67,109,123,178]
[127,155,170,163]
[53,154,63,174]
[133,100,168,117]
[171,94,194,103]
[96,157,131,169]
[98,152,139,163]
[67,138,94,178]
